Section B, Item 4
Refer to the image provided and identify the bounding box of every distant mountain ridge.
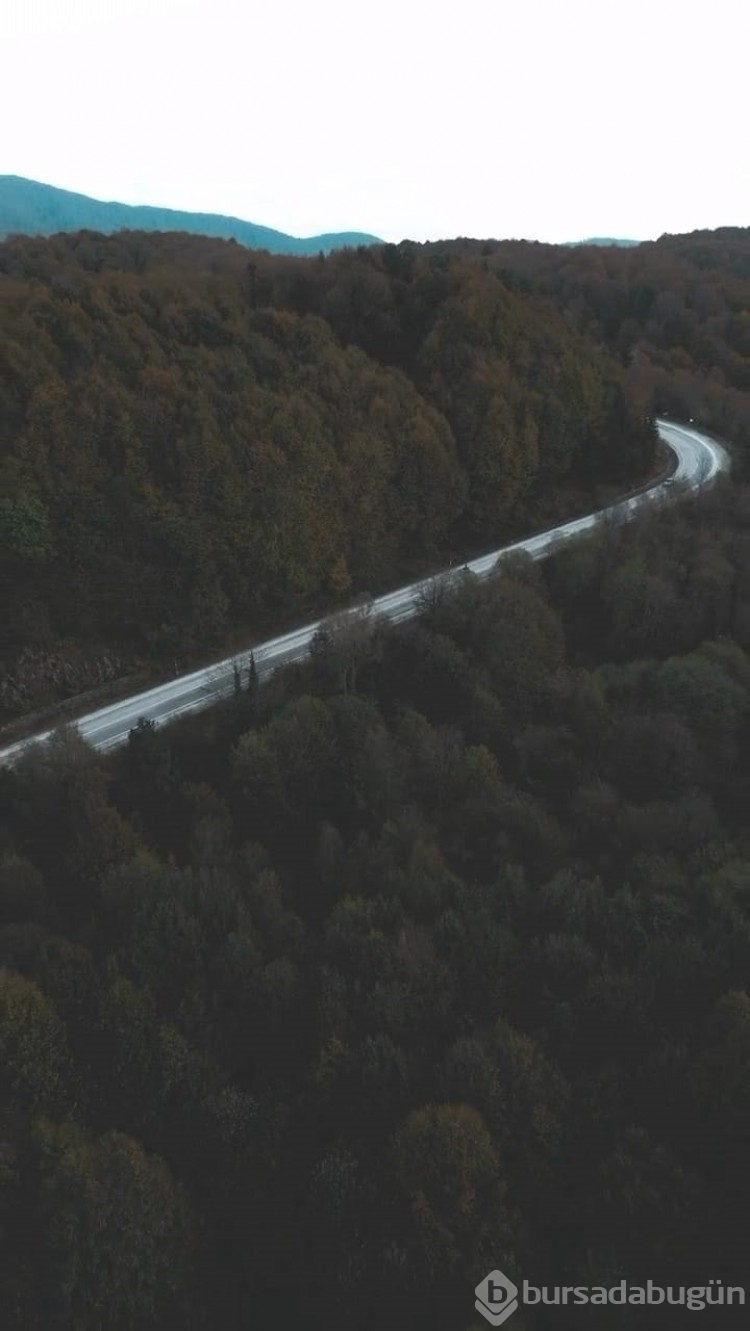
[564,237,641,247]
[0,175,381,254]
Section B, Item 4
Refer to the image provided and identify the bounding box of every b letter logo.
[475,1269,519,1325]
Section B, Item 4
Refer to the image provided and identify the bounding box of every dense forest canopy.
[418,227,750,461]
[0,228,656,721]
[0,221,749,1328]
[0,476,748,1329]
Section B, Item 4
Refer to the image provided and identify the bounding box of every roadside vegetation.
[0,229,656,720]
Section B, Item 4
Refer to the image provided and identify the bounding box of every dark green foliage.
[1,222,749,1328]
[0,227,653,718]
[432,227,750,474]
[1,481,750,1327]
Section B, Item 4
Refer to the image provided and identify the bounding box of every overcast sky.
[4,0,748,244]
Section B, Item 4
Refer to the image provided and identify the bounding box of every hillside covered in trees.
[0,229,656,721]
[1,221,749,1328]
[422,227,750,466]
[0,474,749,1329]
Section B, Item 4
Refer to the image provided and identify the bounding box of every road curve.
[0,419,730,767]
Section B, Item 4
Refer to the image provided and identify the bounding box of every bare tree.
[309,605,375,693]
[415,574,452,615]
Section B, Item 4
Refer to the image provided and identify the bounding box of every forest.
[0,472,749,1329]
[0,229,655,720]
[3,226,748,726]
[1,224,749,1328]
[420,228,750,467]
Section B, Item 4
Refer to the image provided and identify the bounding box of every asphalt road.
[0,418,730,767]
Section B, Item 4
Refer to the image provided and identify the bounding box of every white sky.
[3,0,748,243]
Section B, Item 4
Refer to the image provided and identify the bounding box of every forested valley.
[4,227,748,724]
[1,226,749,1329]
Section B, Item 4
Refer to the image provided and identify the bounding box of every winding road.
[0,418,730,767]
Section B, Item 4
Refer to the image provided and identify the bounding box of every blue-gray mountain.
[564,237,641,247]
[0,176,381,254]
